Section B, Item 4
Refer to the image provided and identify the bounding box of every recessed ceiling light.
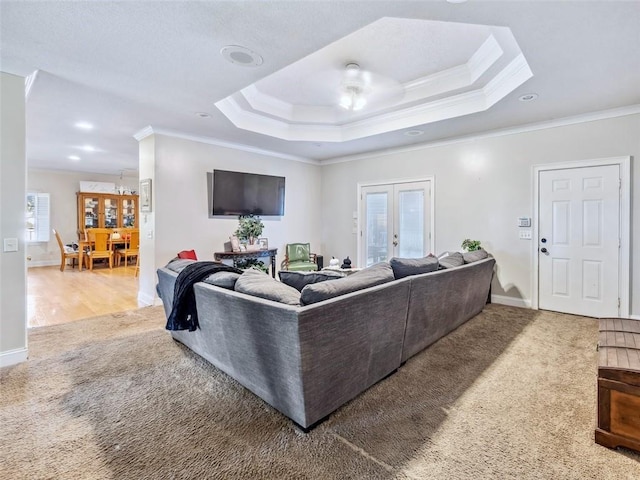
[220,45,263,67]
[80,145,95,152]
[74,121,94,130]
[446,0,468,3]
[68,155,80,161]
[195,112,211,118]
[404,130,424,137]
[518,93,538,102]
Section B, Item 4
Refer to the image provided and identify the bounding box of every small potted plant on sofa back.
[235,214,264,250]
[461,239,482,252]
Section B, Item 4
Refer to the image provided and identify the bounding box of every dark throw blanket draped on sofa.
[166,261,243,331]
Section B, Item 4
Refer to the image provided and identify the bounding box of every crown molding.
[24,69,39,101]
[322,104,640,165]
[468,35,503,83]
[133,126,154,141]
[484,53,533,107]
[132,126,318,165]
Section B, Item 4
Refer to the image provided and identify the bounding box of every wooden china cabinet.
[76,192,139,236]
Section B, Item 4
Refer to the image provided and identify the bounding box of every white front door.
[360,181,432,267]
[538,165,620,317]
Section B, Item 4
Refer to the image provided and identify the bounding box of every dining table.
[77,230,134,271]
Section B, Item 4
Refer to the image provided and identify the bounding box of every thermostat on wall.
[518,217,531,227]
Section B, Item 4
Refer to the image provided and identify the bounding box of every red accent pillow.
[177,249,198,260]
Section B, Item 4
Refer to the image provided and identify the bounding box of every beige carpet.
[1,304,639,479]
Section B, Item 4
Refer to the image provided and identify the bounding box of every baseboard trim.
[629,315,640,321]
[138,291,156,307]
[0,347,28,367]
[491,295,531,309]
[28,260,59,268]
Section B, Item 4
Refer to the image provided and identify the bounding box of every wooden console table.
[595,318,640,454]
[214,248,278,278]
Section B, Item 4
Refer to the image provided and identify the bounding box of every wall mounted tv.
[208,170,285,216]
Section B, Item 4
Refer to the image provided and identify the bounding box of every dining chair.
[53,229,80,271]
[84,228,114,270]
[116,229,139,269]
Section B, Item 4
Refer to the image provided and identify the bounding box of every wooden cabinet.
[596,318,640,454]
[77,192,139,234]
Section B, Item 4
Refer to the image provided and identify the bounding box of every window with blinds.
[26,193,50,242]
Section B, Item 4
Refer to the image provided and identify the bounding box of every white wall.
[0,72,27,366]
[320,113,640,314]
[26,169,138,266]
[136,133,322,304]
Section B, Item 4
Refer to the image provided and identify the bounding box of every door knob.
[393,241,398,246]
[540,247,548,253]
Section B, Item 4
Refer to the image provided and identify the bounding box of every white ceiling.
[1,1,639,175]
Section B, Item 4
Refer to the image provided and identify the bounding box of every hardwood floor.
[27,264,140,328]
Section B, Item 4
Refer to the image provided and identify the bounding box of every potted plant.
[234,214,264,248]
[461,239,482,252]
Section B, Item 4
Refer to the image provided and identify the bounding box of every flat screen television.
[208,170,285,216]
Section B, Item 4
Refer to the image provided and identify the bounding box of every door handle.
[540,247,548,253]
[393,241,398,246]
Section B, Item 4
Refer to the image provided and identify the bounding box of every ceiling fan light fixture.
[353,95,367,111]
[340,85,367,111]
[339,63,368,111]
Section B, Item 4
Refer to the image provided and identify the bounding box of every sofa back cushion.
[203,271,242,290]
[300,262,394,305]
[390,255,439,279]
[438,252,464,269]
[463,249,489,264]
[165,258,196,273]
[235,269,301,305]
[278,270,344,292]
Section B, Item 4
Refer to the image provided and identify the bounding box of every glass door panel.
[83,196,100,229]
[397,188,425,258]
[122,198,136,227]
[104,198,118,228]
[362,185,393,267]
[360,181,432,267]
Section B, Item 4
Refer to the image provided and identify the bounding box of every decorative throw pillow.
[203,271,241,290]
[300,262,394,305]
[389,256,439,279]
[177,249,198,260]
[278,270,345,292]
[463,249,489,264]
[235,269,301,306]
[438,252,464,269]
[165,258,196,273]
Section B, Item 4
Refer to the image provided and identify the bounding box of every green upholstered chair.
[281,243,318,272]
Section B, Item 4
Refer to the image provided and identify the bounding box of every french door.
[538,165,620,317]
[360,181,432,267]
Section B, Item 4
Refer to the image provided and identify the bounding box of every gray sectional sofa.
[157,254,495,430]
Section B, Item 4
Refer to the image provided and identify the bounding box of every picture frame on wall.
[140,178,152,212]
[258,238,269,250]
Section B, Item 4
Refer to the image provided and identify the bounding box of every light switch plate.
[3,238,18,252]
